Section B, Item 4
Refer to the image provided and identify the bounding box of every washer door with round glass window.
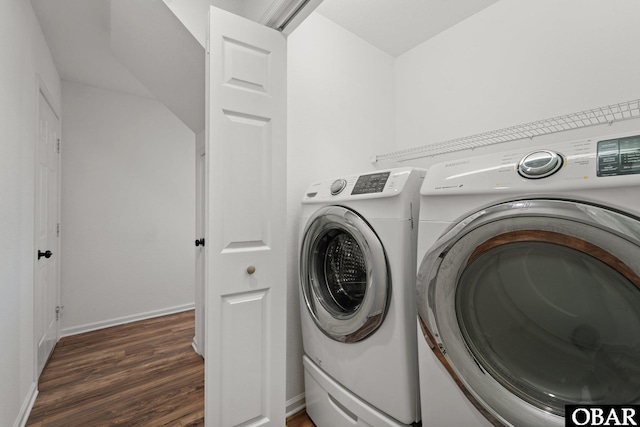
[417,199,640,427]
[300,205,390,343]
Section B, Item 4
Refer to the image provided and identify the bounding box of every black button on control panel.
[351,172,390,195]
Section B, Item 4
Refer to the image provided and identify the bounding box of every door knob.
[195,238,205,247]
[38,250,52,260]
[247,265,256,275]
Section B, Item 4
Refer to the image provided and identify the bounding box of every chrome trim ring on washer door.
[300,206,390,343]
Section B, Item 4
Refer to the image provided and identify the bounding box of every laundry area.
[290,1,640,426]
[2,0,640,426]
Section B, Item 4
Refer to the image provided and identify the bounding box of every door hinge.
[55,305,64,321]
[57,139,60,154]
[410,202,414,230]
[57,223,60,237]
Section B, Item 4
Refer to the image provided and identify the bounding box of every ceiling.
[31,0,153,98]
[316,0,498,57]
[30,0,499,111]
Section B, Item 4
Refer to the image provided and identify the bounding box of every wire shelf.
[374,99,640,163]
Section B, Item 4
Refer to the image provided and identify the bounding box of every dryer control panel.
[421,131,640,196]
[597,134,640,177]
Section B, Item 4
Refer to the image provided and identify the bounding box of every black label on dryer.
[597,135,640,177]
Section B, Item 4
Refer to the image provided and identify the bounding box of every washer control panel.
[518,150,564,179]
[303,168,422,202]
[597,134,640,177]
[352,172,390,195]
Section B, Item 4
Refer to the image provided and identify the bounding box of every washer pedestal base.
[303,355,412,427]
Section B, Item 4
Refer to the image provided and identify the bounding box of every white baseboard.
[61,303,195,337]
[15,382,38,427]
[191,337,204,357]
[286,392,306,417]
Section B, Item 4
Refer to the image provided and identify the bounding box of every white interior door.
[205,7,287,426]
[35,87,61,378]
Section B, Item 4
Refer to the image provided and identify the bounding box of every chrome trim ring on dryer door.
[300,206,390,343]
[417,199,640,427]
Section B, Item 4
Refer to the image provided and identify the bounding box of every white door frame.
[34,75,62,380]
[194,131,206,357]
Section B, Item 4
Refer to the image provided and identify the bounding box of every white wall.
[0,0,61,425]
[60,82,196,335]
[286,12,396,405]
[395,0,640,168]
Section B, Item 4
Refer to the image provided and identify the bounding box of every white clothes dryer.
[299,167,425,427]
[416,132,640,427]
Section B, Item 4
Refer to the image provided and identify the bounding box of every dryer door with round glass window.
[300,206,390,343]
[417,199,640,427]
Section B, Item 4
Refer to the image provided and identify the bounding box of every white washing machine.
[416,132,640,426]
[299,167,425,427]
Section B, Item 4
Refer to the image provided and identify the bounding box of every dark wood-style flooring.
[286,410,315,427]
[26,310,315,426]
[27,310,204,426]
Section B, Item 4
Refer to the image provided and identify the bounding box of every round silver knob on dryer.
[330,179,347,195]
[517,150,564,179]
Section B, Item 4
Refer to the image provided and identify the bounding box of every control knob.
[330,179,347,195]
[518,150,564,179]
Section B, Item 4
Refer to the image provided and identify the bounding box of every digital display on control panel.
[351,172,390,195]
[597,135,640,177]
